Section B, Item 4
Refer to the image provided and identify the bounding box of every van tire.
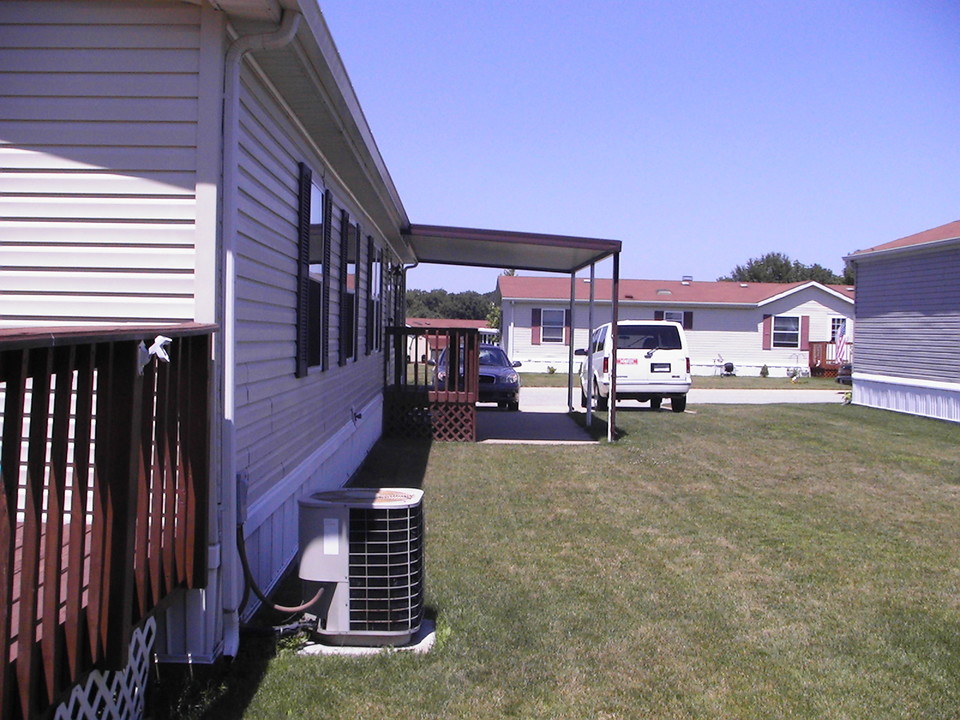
[672,396,687,413]
[596,381,608,410]
[650,397,662,410]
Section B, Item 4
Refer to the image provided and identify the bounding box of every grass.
[151,405,960,719]
[523,371,840,390]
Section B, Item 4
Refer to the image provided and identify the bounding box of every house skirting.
[854,373,960,423]
[153,394,384,663]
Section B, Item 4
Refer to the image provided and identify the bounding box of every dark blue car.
[434,344,522,410]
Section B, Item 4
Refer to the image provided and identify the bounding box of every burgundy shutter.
[762,315,772,350]
[295,163,312,378]
[654,311,664,321]
[683,311,693,330]
[563,309,571,345]
[800,316,810,350]
[531,309,542,345]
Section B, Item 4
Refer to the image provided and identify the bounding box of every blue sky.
[319,0,960,293]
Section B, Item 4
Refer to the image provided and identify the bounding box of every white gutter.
[220,9,301,659]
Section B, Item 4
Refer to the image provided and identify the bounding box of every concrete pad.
[298,618,436,656]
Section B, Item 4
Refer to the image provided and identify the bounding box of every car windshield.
[479,347,510,366]
[616,325,682,350]
[438,346,511,367]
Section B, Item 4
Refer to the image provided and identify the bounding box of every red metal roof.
[406,318,491,329]
[848,219,960,257]
[497,276,854,304]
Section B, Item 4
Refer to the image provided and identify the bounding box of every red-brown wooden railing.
[384,327,479,441]
[0,323,214,720]
[808,341,846,376]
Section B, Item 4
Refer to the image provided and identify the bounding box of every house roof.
[846,219,960,261]
[497,276,855,306]
[406,318,491,330]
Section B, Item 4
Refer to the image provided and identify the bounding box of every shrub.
[760,364,769,378]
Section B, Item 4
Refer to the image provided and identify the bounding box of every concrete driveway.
[519,386,846,410]
[476,385,846,444]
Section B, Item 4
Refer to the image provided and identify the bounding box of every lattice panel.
[383,394,434,439]
[429,401,475,442]
[383,392,475,442]
[52,617,156,720]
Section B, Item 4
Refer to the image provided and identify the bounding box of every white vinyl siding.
[0,2,206,324]
[854,247,960,385]
[232,62,392,506]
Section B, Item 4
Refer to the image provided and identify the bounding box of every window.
[772,316,800,348]
[339,213,359,365]
[366,238,382,354]
[296,163,330,377]
[654,310,693,329]
[541,309,565,343]
[830,317,845,342]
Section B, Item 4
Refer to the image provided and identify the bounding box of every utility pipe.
[220,9,301,659]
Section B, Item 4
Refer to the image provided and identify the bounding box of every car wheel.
[671,395,687,413]
[580,386,588,409]
[509,400,519,411]
[595,381,608,410]
[650,397,662,410]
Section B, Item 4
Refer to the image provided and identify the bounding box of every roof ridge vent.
[739,283,749,288]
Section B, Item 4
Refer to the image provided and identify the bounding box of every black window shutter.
[295,163,312,378]
[338,209,350,366]
[366,236,375,355]
[654,310,664,321]
[683,311,694,330]
[321,190,333,370]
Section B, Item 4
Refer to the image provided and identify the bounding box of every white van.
[576,320,691,412]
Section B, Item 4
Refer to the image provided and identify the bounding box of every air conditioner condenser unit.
[298,487,425,646]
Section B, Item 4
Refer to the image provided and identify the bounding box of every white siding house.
[845,220,960,422]
[499,276,855,377]
[1,0,413,666]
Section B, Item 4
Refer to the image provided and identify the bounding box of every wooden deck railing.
[808,341,845,377]
[384,327,479,441]
[0,323,214,720]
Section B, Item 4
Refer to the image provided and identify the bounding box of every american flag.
[835,320,848,363]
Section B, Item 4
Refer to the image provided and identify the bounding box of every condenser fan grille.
[347,504,425,632]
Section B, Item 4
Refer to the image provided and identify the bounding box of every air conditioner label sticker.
[323,518,340,555]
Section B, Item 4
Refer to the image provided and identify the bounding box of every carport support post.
[608,252,620,443]
[567,272,576,412]
[585,263,595,427]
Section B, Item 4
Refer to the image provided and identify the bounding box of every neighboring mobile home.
[0,3,621,717]
[498,275,855,376]
[845,220,960,422]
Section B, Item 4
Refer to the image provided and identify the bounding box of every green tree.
[718,252,852,284]
[406,288,498,320]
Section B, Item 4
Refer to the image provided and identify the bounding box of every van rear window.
[616,325,682,350]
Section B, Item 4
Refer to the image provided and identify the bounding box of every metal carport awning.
[404,224,621,274]
[402,224,623,442]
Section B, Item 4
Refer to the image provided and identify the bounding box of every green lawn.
[153,405,960,719]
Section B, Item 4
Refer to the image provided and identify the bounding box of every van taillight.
[602,357,609,374]
[686,357,691,374]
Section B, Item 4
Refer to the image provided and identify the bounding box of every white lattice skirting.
[53,617,157,720]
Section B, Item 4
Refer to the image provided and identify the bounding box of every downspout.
[220,9,301,659]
